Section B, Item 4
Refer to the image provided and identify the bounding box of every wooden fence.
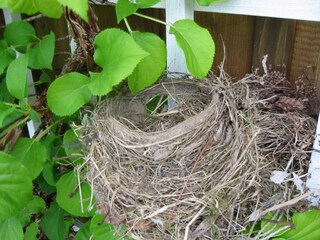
[1,5,320,96]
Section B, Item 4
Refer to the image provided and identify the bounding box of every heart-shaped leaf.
[170,19,215,78]
[47,72,92,116]
[0,216,23,240]
[27,32,55,70]
[11,138,47,179]
[6,54,28,100]
[89,28,148,96]
[196,0,224,6]
[0,40,16,75]
[7,0,63,18]
[128,31,166,93]
[56,171,95,217]
[0,152,33,221]
[57,0,88,22]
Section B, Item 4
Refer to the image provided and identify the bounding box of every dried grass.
[81,69,316,239]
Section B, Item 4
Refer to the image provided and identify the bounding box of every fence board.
[252,18,295,71]
[289,21,320,96]
[195,12,255,79]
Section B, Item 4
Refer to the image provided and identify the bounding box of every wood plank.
[32,17,70,72]
[195,12,255,79]
[166,0,194,73]
[109,0,320,22]
[252,17,295,71]
[289,21,320,97]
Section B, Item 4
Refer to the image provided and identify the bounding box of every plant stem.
[35,118,64,141]
[124,18,132,34]
[133,12,169,26]
[0,115,29,139]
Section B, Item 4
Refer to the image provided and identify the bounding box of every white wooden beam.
[109,0,320,22]
[166,0,194,74]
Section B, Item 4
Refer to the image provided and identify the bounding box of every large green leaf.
[56,171,95,217]
[40,202,67,240]
[89,28,148,96]
[7,0,62,18]
[170,19,215,78]
[47,72,92,116]
[0,216,23,240]
[279,209,320,239]
[4,21,36,53]
[0,40,16,75]
[128,31,166,93]
[75,220,91,240]
[11,138,47,179]
[57,0,88,22]
[261,212,290,237]
[25,196,46,215]
[0,102,24,128]
[27,32,55,70]
[90,214,123,240]
[115,0,160,23]
[24,222,38,240]
[196,0,224,6]
[6,55,28,100]
[0,0,8,8]
[0,152,33,221]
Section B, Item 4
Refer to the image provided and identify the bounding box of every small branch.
[124,18,132,33]
[0,116,30,139]
[133,12,168,26]
[53,154,83,161]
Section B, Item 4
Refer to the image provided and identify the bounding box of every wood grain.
[252,17,295,71]
[289,21,320,97]
[195,12,255,80]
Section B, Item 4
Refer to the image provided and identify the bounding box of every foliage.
[246,209,320,239]
[0,0,222,239]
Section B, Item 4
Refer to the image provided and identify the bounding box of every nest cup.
[82,71,315,239]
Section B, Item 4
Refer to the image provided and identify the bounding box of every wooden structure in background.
[1,3,320,95]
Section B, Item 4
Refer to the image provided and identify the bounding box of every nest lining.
[82,70,316,239]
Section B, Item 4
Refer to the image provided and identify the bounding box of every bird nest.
[81,69,316,239]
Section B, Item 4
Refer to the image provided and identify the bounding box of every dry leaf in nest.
[81,72,316,239]
[275,96,305,111]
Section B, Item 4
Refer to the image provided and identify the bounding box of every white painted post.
[3,9,39,138]
[165,0,194,74]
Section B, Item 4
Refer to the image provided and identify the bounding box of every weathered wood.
[289,21,320,96]
[32,16,70,73]
[195,12,255,79]
[252,17,295,71]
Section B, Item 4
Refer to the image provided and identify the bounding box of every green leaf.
[57,0,88,22]
[196,0,224,6]
[135,0,160,8]
[42,161,57,187]
[279,209,320,240]
[40,202,67,240]
[29,110,41,123]
[75,220,91,240]
[261,212,290,237]
[27,32,55,70]
[0,102,24,128]
[63,129,83,165]
[6,55,28,100]
[24,222,38,240]
[25,196,46,214]
[89,28,148,96]
[0,77,12,102]
[47,72,92,116]
[0,40,16,75]
[7,0,62,18]
[0,0,8,8]
[115,0,138,23]
[0,152,33,221]
[170,19,215,78]
[0,216,23,240]
[11,138,47,179]
[90,214,123,240]
[4,21,36,52]
[128,31,166,93]
[56,171,95,217]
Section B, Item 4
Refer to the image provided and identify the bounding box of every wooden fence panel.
[195,12,255,79]
[252,17,295,71]
[289,21,320,96]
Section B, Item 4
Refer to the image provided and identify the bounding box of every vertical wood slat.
[289,21,320,96]
[252,18,295,71]
[166,0,194,74]
[195,12,255,80]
